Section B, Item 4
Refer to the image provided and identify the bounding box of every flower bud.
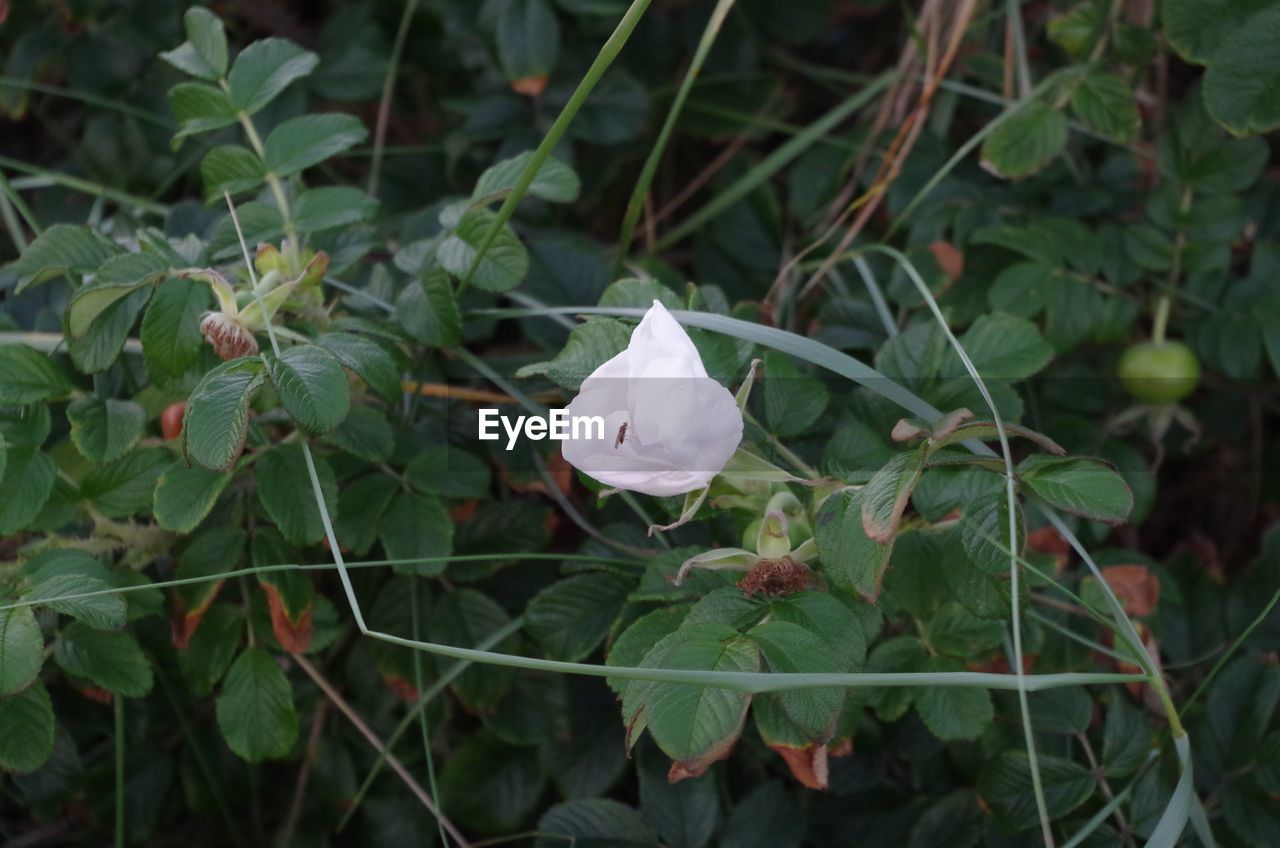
[200,312,258,360]
[254,243,288,278]
[299,249,328,288]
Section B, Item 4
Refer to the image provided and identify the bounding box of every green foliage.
[0,1,1276,845]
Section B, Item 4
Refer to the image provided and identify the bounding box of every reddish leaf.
[666,732,741,783]
[261,581,313,653]
[510,76,548,97]
[929,240,964,281]
[382,674,419,703]
[767,742,830,790]
[170,583,224,649]
[1100,564,1160,617]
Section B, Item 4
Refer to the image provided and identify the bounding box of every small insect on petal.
[614,422,628,449]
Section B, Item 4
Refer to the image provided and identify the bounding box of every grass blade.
[615,0,738,271]
[459,0,653,294]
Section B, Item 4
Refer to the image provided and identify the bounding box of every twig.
[291,654,471,847]
[278,699,329,848]
[1077,731,1137,848]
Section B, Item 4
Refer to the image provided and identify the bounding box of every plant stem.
[458,0,654,296]
[615,0,738,273]
[233,114,298,248]
[114,695,125,848]
[368,0,421,198]
[0,155,169,216]
[293,654,471,846]
[1151,294,1171,344]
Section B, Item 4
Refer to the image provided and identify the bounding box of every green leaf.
[265,345,350,434]
[429,590,518,709]
[637,742,718,848]
[66,252,167,338]
[1047,2,1104,57]
[438,208,529,292]
[473,150,580,205]
[721,781,803,848]
[263,113,368,178]
[1070,72,1140,143]
[226,37,319,114]
[0,345,72,404]
[813,488,893,601]
[0,606,43,696]
[160,6,229,80]
[314,332,401,402]
[14,224,121,292]
[978,752,1094,832]
[981,101,1068,179]
[763,350,828,437]
[0,681,55,772]
[25,573,127,631]
[167,81,238,140]
[748,620,844,740]
[438,734,544,833]
[141,277,210,378]
[1162,0,1271,64]
[184,357,267,471]
[404,446,491,499]
[535,799,658,848]
[1102,697,1152,778]
[988,262,1055,318]
[908,791,982,848]
[379,491,454,575]
[172,528,243,643]
[1201,4,1280,135]
[0,449,56,536]
[255,444,338,546]
[215,646,299,761]
[922,602,1005,657]
[1019,455,1133,524]
[941,312,1054,382]
[322,405,394,462]
[960,494,1025,574]
[526,573,632,662]
[292,186,378,233]
[515,318,630,389]
[622,622,759,773]
[496,0,560,83]
[54,621,152,697]
[178,603,243,698]
[606,606,691,694]
[208,202,285,258]
[66,397,145,464]
[67,286,151,374]
[200,145,266,200]
[914,655,994,741]
[153,463,233,533]
[79,446,169,518]
[335,473,400,555]
[862,448,927,542]
[396,267,462,347]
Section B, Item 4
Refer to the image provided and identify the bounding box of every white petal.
[625,300,708,381]
[559,299,743,498]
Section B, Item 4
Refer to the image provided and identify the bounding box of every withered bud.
[737,557,812,597]
[200,312,258,360]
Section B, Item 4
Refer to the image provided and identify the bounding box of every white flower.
[561,300,743,497]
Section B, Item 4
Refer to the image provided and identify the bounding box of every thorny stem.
[292,654,471,847]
